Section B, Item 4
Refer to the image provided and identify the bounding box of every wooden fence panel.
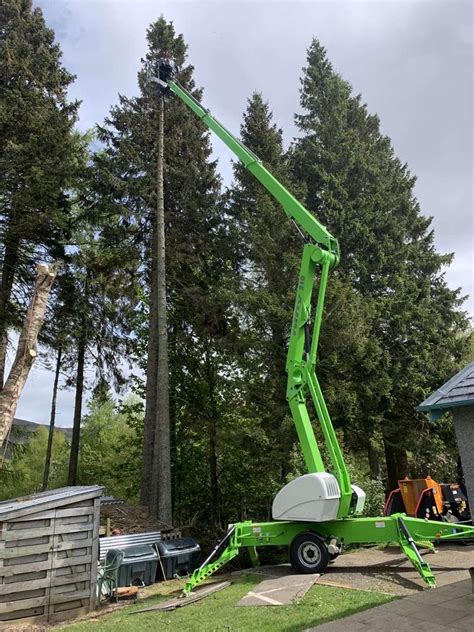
[0,491,100,624]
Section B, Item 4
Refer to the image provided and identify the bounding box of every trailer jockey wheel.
[289,532,329,574]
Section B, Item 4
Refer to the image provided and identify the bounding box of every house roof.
[0,486,102,521]
[416,361,474,420]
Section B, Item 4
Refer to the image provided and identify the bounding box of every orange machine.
[398,476,444,516]
[384,475,470,523]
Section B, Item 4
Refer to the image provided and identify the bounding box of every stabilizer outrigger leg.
[396,516,436,588]
[183,523,251,595]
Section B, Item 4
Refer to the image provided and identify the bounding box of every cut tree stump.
[0,262,60,447]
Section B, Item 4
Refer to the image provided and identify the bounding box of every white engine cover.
[350,484,366,515]
[272,472,341,522]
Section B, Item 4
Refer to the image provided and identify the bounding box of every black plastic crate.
[156,537,201,580]
[115,544,158,587]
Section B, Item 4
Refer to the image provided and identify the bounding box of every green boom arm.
[164,76,352,517]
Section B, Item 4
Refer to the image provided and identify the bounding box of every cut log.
[0,262,61,447]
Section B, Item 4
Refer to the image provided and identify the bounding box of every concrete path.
[307,578,474,631]
[319,544,474,595]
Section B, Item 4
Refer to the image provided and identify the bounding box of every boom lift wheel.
[289,532,329,574]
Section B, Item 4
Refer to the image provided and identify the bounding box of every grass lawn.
[60,574,394,632]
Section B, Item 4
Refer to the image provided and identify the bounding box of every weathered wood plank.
[0,489,100,522]
[44,506,56,621]
[4,522,94,541]
[0,605,45,623]
[48,604,89,623]
[57,530,90,542]
[0,556,89,577]
[57,513,92,525]
[0,577,50,595]
[60,498,96,509]
[0,520,5,574]
[55,550,90,563]
[0,586,45,602]
[5,534,49,547]
[2,569,47,584]
[0,538,93,559]
[50,589,90,605]
[51,581,87,595]
[0,594,49,614]
[55,562,89,575]
[52,571,90,587]
[7,506,92,522]
[52,599,89,614]
[89,496,101,610]
[0,542,52,559]
[6,518,51,529]
[0,589,90,614]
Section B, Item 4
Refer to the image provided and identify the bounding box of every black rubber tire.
[289,532,329,574]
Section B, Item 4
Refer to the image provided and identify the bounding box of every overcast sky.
[14,0,473,426]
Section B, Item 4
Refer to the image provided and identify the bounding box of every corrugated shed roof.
[416,362,474,420]
[0,485,102,521]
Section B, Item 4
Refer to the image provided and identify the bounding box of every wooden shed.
[0,485,102,626]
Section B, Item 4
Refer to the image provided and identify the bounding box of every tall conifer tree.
[96,17,220,521]
[228,94,300,477]
[0,0,81,386]
[293,39,469,486]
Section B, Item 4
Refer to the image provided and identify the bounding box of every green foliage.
[358,479,386,517]
[76,393,142,500]
[0,0,83,338]
[408,415,459,482]
[0,427,68,500]
[292,38,470,487]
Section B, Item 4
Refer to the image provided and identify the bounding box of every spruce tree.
[292,39,469,487]
[228,93,384,488]
[0,0,81,386]
[96,17,221,521]
[228,94,301,478]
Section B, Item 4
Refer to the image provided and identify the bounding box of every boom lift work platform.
[153,60,474,594]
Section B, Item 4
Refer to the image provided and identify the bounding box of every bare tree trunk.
[67,324,86,486]
[0,236,20,389]
[383,433,409,491]
[150,95,172,525]
[42,345,62,490]
[140,216,159,505]
[0,262,60,445]
[205,349,220,526]
[368,441,381,479]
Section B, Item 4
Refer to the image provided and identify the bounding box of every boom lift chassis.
[153,60,474,595]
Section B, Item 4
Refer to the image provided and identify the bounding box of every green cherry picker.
[153,60,474,594]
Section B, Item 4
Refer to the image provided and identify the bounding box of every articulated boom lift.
[154,60,474,594]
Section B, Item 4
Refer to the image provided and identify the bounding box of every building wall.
[453,406,474,507]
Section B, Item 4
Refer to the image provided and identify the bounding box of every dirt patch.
[100,501,170,534]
